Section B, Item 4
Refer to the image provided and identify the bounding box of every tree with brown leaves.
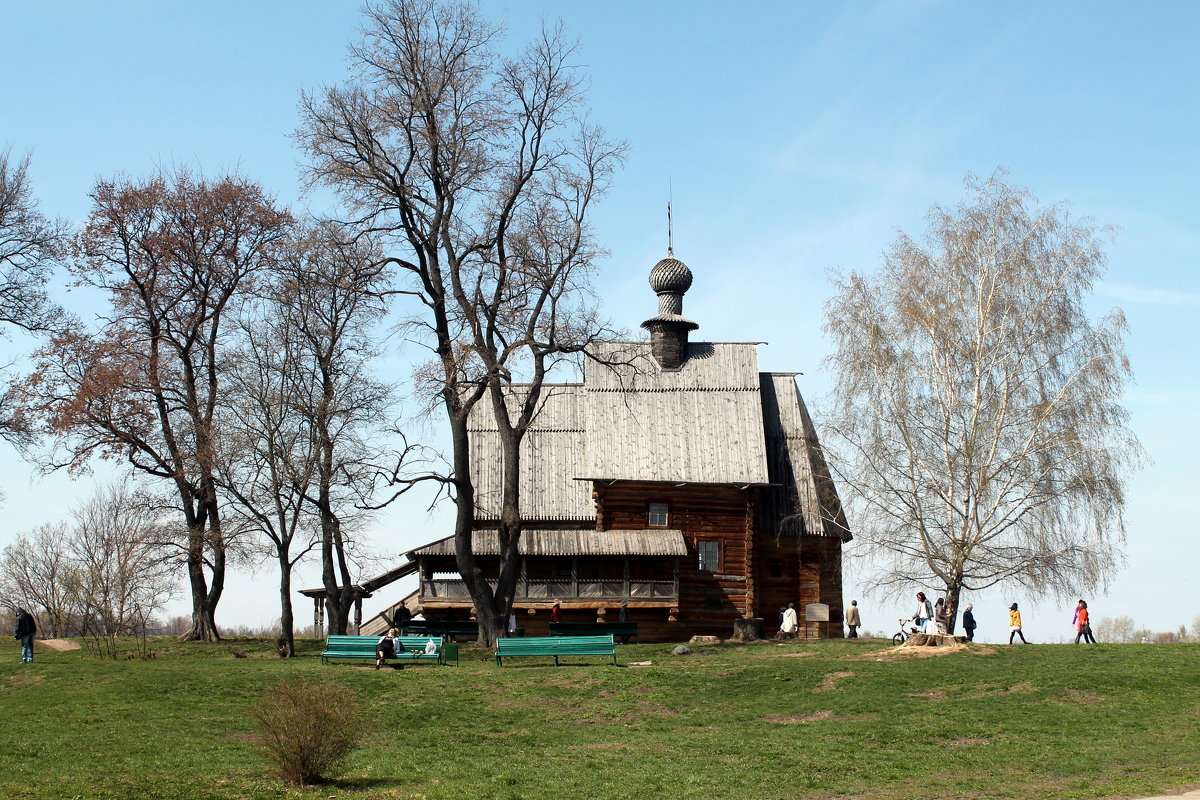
[21,170,292,641]
[0,148,68,451]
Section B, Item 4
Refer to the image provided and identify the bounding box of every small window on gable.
[648,503,669,528]
[697,540,720,572]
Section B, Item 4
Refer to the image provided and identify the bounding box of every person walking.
[845,600,861,638]
[913,592,933,633]
[780,603,799,639]
[15,607,37,664]
[962,604,977,642]
[1074,600,1097,644]
[1008,602,1028,644]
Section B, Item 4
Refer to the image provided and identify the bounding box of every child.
[1008,603,1028,644]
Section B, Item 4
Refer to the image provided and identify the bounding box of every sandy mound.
[38,639,82,652]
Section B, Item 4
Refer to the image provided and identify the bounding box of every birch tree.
[823,171,1142,633]
[298,0,624,646]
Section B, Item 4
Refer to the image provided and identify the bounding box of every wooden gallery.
[362,251,851,641]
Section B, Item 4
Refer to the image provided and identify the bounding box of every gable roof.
[466,342,850,540]
[582,342,769,485]
[759,373,851,539]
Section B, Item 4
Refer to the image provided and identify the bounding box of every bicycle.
[892,618,921,646]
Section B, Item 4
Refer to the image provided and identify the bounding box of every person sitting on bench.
[376,628,401,669]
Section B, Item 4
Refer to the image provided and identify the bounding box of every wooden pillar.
[312,597,320,637]
[743,489,756,617]
[623,556,630,600]
[571,556,578,600]
[353,597,363,634]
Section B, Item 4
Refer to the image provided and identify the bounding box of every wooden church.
[361,250,851,641]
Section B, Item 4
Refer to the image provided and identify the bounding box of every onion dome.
[649,254,694,294]
[642,249,699,369]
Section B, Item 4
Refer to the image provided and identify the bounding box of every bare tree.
[823,171,1143,633]
[0,522,81,637]
[19,170,292,641]
[0,148,68,451]
[68,481,176,658]
[298,0,625,646]
[221,223,395,645]
[1097,615,1135,643]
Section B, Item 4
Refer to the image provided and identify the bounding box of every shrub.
[251,678,367,785]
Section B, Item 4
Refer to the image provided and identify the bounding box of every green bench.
[320,635,455,666]
[548,622,638,641]
[494,634,617,667]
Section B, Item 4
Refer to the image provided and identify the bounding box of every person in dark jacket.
[15,607,37,664]
[962,604,977,642]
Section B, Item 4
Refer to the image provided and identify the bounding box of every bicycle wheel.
[892,633,905,646]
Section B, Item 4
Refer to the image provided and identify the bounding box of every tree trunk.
[944,578,963,635]
[180,525,220,642]
[279,555,295,657]
[731,617,763,642]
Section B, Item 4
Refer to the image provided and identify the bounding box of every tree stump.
[904,632,967,647]
[731,617,763,642]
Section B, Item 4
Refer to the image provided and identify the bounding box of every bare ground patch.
[907,688,948,700]
[762,709,834,724]
[38,638,82,652]
[4,672,46,687]
[813,670,855,692]
[851,642,996,661]
[753,649,818,659]
[1058,688,1106,705]
[947,736,989,747]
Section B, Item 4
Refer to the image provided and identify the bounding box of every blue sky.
[2,1,1197,641]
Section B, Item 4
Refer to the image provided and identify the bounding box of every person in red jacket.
[1074,600,1097,644]
[551,600,562,624]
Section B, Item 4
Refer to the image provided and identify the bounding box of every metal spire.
[667,177,674,256]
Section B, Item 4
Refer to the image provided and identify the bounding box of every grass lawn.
[1,635,1198,799]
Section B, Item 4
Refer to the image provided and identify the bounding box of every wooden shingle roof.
[410,529,688,557]
[466,341,850,540]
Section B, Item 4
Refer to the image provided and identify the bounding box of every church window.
[697,540,720,572]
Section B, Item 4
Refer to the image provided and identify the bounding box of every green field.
[2,636,1198,799]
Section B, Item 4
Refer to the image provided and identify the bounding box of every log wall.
[597,481,755,634]
[755,533,844,638]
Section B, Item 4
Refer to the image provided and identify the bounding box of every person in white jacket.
[780,603,799,639]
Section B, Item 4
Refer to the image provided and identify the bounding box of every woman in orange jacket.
[1075,600,1097,644]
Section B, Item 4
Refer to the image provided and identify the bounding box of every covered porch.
[411,528,685,611]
